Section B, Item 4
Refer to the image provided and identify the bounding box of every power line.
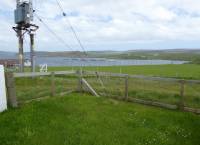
[34,13,74,51]
[55,0,87,56]
[33,0,37,11]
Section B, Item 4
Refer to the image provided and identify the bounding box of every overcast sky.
[0,0,200,52]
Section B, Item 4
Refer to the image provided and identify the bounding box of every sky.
[0,0,200,52]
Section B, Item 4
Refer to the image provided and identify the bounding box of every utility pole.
[16,0,20,7]
[15,0,24,72]
[30,33,35,72]
[13,0,38,72]
[18,29,24,72]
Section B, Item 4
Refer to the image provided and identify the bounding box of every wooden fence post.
[51,72,55,97]
[77,70,83,92]
[125,75,129,101]
[5,72,18,108]
[179,80,185,110]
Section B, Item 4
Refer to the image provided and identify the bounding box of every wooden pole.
[5,72,18,107]
[51,72,55,97]
[18,29,24,72]
[77,70,83,92]
[30,33,35,73]
[125,75,129,100]
[179,80,185,110]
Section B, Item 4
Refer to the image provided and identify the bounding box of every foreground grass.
[47,64,200,80]
[0,93,200,145]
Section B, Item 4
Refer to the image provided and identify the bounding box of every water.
[35,57,187,67]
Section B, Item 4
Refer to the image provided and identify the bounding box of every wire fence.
[128,78,181,105]
[11,71,78,103]
[81,71,200,113]
[5,70,200,114]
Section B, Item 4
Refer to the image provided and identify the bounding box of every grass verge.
[0,93,200,145]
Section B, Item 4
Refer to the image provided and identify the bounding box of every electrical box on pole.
[13,0,38,72]
[15,2,33,26]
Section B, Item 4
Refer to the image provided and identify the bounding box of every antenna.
[29,0,34,21]
[16,0,20,7]
[13,0,39,72]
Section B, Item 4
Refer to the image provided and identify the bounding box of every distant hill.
[99,49,200,63]
[0,51,17,59]
[1,49,200,63]
[34,51,86,57]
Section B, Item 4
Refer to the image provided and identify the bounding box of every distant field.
[48,64,200,80]
[97,51,200,62]
[2,49,200,63]
[0,94,200,145]
[32,50,200,62]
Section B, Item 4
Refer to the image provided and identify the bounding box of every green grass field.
[48,64,200,80]
[1,64,200,145]
[0,94,200,145]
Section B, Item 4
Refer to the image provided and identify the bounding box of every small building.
[0,59,19,68]
[24,59,31,67]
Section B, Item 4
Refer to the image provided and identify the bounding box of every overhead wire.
[33,0,37,11]
[34,13,74,51]
[55,0,87,56]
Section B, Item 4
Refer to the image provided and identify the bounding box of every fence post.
[77,69,83,92]
[5,72,18,108]
[125,75,129,101]
[179,80,185,110]
[51,72,55,97]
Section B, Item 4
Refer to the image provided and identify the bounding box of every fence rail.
[4,70,200,115]
[13,70,76,78]
[83,71,200,84]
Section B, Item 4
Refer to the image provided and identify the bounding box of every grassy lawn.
[47,64,200,80]
[4,64,199,145]
[0,93,200,145]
